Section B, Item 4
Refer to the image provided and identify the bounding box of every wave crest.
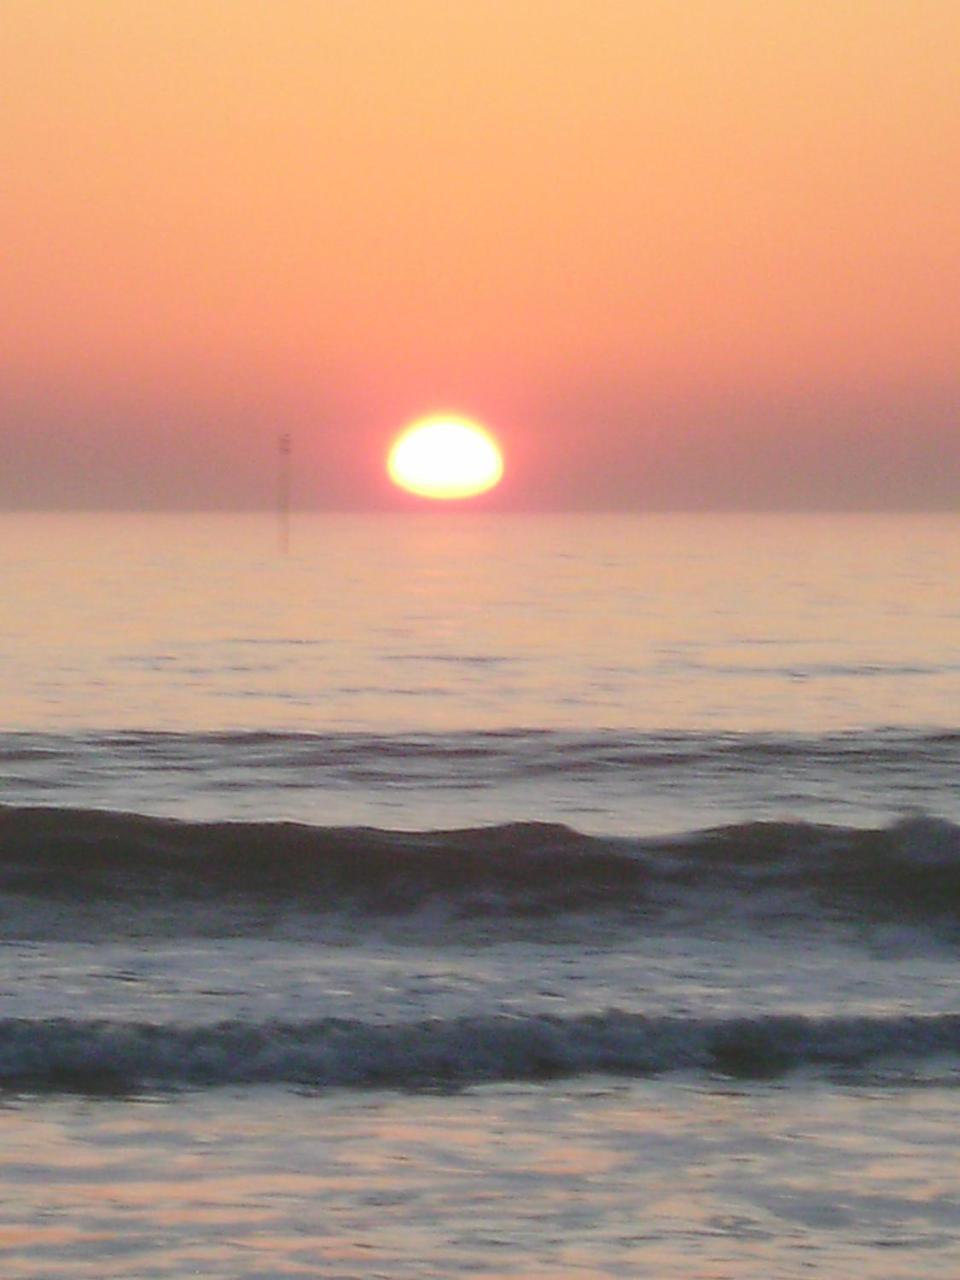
[2,806,960,924]
[2,1011,959,1094]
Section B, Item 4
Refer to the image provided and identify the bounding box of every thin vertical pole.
[277,432,291,554]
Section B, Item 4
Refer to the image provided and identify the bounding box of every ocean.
[2,510,960,1278]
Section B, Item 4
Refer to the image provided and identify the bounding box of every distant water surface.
[3,510,958,734]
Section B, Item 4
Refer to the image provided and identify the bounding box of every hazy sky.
[3,0,959,509]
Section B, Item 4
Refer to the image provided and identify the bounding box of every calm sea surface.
[2,510,960,1277]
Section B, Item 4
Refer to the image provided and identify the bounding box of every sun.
[387,415,504,501]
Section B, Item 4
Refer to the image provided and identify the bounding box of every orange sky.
[2,0,959,508]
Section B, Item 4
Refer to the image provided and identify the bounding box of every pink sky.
[2,0,959,509]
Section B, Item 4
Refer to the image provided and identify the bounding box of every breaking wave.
[3,1010,960,1094]
[2,804,960,925]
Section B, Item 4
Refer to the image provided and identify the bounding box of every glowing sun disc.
[387,415,504,500]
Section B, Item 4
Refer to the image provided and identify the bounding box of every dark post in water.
[277,433,292,554]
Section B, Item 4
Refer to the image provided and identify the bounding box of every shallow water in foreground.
[4,1081,960,1279]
